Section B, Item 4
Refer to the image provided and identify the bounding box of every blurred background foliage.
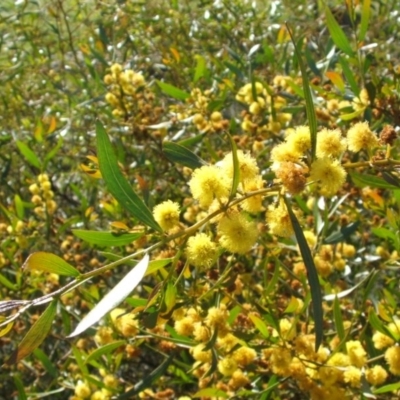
[2,0,400,399]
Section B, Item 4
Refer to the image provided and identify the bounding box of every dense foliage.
[2,0,400,399]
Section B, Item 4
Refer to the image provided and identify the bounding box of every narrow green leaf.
[350,171,399,190]
[116,355,174,399]
[359,0,371,42]
[339,56,359,95]
[86,340,126,364]
[163,141,206,169]
[373,381,400,394]
[193,55,206,83]
[163,282,176,315]
[333,296,345,341]
[96,121,161,232]
[13,375,27,400]
[249,314,269,338]
[381,171,400,188]
[265,260,280,296]
[6,300,57,365]
[72,230,143,247]
[72,345,89,376]
[68,254,149,338]
[33,348,58,378]
[146,258,173,276]
[284,196,323,351]
[371,227,398,244]
[44,137,63,164]
[16,141,41,169]
[227,134,240,198]
[14,195,24,220]
[156,81,190,101]
[286,24,317,161]
[324,221,360,244]
[178,133,205,147]
[325,6,355,56]
[22,252,80,277]
[340,108,364,121]
[193,388,229,398]
[0,272,18,291]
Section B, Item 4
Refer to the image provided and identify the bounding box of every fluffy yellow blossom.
[347,121,379,152]
[286,125,311,155]
[294,335,316,359]
[343,366,362,387]
[217,333,239,351]
[217,212,258,254]
[228,369,250,390]
[273,318,296,340]
[309,157,347,196]
[110,308,138,338]
[270,142,302,165]
[94,327,114,345]
[373,331,395,350]
[152,200,180,231]
[269,347,292,376]
[328,352,350,367]
[75,382,91,399]
[319,365,343,386]
[352,88,370,111]
[232,346,257,367]
[218,357,238,377]
[241,176,264,213]
[191,344,212,363]
[385,345,400,375]
[220,150,259,183]
[174,316,195,336]
[186,233,218,269]
[316,128,347,158]
[346,340,367,368]
[366,365,388,386]
[266,200,295,237]
[189,165,230,208]
[205,304,229,335]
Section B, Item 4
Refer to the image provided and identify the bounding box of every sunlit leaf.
[156,81,190,101]
[85,340,126,364]
[193,388,229,398]
[0,317,14,337]
[14,194,24,220]
[359,0,371,42]
[193,54,206,83]
[249,314,269,338]
[325,71,345,92]
[72,229,143,247]
[163,141,206,169]
[96,121,161,232]
[22,252,80,277]
[68,254,150,338]
[373,381,400,394]
[6,300,57,365]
